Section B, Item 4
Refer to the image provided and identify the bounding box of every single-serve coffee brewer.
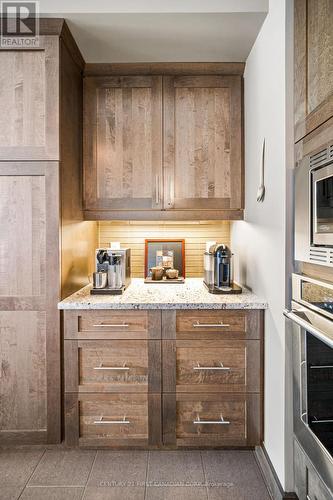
[91,248,131,295]
[203,243,242,294]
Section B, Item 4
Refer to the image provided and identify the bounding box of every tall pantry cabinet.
[0,20,96,444]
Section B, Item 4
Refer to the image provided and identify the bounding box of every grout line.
[24,485,85,488]
[144,450,150,499]
[17,448,47,499]
[81,449,98,500]
[200,451,209,500]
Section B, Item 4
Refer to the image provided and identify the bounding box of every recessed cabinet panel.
[78,393,148,447]
[0,311,47,434]
[78,340,149,392]
[0,38,59,160]
[84,76,163,210]
[163,75,242,210]
[294,0,333,141]
[0,175,45,297]
[307,0,333,114]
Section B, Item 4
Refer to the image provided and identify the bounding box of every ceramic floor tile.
[146,487,208,500]
[20,487,84,500]
[147,451,205,486]
[0,450,44,487]
[201,451,265,488]
[87,451,148,487]
[83,486,145,499]
[28,449,96,487]
[0,486,23,500]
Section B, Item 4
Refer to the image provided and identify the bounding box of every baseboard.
[255,446,298,500]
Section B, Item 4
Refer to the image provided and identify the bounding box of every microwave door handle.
[284,308,333,347]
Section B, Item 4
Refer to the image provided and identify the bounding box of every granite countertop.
[58,278,268,310]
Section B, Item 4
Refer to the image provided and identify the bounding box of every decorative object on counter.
[150,266,164,280]
[204,243,242,294]
[144,239,185,283]
[256,138,266,203]
[91,247,131,295]
[165,268,179,279]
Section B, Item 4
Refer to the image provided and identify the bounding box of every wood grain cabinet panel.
[176,340,260,393]
[65,339,150,393]
[294,0,333,141]
[83,76,163,211]
[163,75,243,210]
[176,310,261,340]
[64,310,149,340]
[163,393,261,448]
[0,37,59,160]
[0,311,47,442]
[0,162,60,444]
[65,393,149,447]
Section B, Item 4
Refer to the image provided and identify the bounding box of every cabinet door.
[163,75,242,210]
[0,162,60,444]
[0,38,59,160]
[294,0,333,142]
[84,76,163,211]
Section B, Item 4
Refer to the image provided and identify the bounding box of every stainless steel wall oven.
[285,274,333,494]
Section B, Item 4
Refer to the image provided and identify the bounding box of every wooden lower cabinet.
[65,393,161,448]
[63,309,263,448]
[163,393,261,448]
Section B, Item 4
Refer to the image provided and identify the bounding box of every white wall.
[231,0,292,490]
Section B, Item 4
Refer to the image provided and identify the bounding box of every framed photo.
[144,239,185,278]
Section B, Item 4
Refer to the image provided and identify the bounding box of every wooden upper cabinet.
[0,37,59,160]
[83,76,163,211]
[163,76,242,210]
[294,0,333,142]
[83,70,244,218]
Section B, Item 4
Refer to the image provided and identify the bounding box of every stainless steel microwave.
[295,143,333,266]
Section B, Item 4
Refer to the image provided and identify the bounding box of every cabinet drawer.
[176,340,260,393]
[177,395,246,446]
[163,393,261,447]
[65,393,149,447]
[176,311,261,340]
[65,339,162,394]
[66,340,149,393]
[65,310,149,339]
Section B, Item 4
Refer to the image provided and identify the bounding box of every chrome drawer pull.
[193,414,230,425]
[92,322,129,328]
[94,362,129,371]
[310,364,333,369]
[311,418,333,424]
[193,362,231,371]
[94,416,130,425]
[192,321,230,328]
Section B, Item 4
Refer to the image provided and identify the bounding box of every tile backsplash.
[98,221,230,277]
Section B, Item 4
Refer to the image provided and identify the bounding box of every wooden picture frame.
[144,239,185,278]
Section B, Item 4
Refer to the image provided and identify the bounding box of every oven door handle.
[283,308,333,347]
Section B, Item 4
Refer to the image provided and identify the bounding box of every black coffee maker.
[203,244,242,294]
